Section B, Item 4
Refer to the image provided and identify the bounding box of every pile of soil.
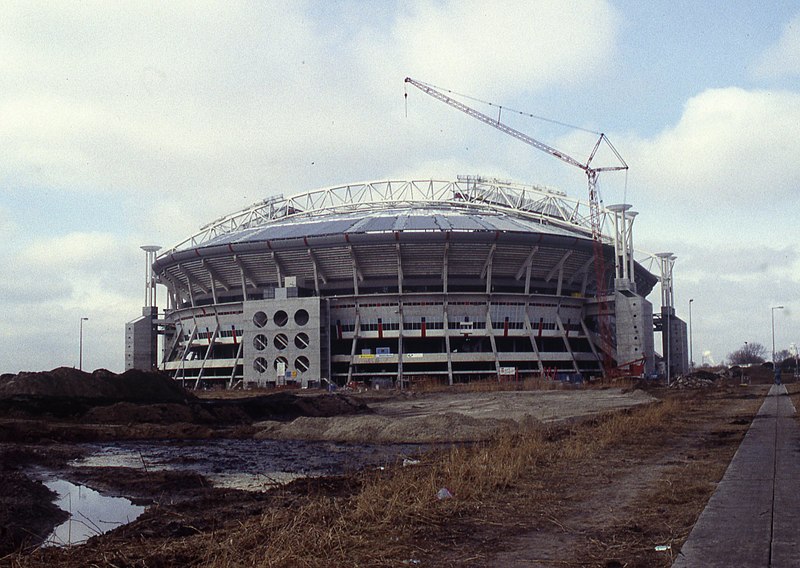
[0,444,85,556]
[200,391,368,422]
[255,412,528,443]
[0,469,67,555]
[0,368,369,443]
[0,367,192,404]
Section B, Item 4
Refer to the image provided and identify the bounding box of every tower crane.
[404,77,628,375]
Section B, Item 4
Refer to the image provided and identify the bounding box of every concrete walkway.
[673,384,800,567]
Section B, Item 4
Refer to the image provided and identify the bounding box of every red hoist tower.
[404,77,628,375]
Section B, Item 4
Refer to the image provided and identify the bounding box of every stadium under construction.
[125,176,689,388]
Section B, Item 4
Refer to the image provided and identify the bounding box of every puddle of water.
[43,479,146,547]
[210,470,307,491]
[71,439,427,491]
[39,440,428,546]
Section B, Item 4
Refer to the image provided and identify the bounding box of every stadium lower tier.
[158,291,621,388]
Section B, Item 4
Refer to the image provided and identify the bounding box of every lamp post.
[689,298,694,370]
[79,317,89,371]
[771,306,784,364]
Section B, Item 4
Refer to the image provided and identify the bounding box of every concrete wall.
[125,307,158,371]
[662,310,689,378]
[243,294,324,387]
[614,291,655,375]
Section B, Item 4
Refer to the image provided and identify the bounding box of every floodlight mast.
[404,77,629,376]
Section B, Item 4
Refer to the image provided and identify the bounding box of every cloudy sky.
[1,0,798,373]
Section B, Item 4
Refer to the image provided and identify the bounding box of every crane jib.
[404,76,628,378]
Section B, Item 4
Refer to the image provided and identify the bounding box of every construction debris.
[668,369,732,389]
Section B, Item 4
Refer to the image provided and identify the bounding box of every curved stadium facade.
[128,177,662,388]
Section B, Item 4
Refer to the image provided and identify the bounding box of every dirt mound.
[254,415,394,443]
[223,392,368,421]
[0,370,369,441]
[0,367,193,404]
[384,412,519,442]
[254,412,527,443]
[0,470,68,555]
[83,403,198,424]
[252,388,656,443]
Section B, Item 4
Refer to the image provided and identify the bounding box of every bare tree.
[728,342,767,365]
[775,349,791,363]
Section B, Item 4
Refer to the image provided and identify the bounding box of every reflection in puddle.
[42,440,427,546]
[43,479,145,547]
[71,439,426,491]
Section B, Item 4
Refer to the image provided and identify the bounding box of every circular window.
[273,333,289,350]
[294,309,309,326]
[253,357,269,374]
[294,332,309,349]
[253,334,268,351]
[253,311,268,328]
[295,356,310,373]
[274,310,288,327]
[274,356,288,371]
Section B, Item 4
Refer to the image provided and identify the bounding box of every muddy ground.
[0,367,789,566]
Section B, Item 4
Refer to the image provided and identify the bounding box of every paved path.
[673,384,800,567]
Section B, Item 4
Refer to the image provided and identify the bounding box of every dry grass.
[191,398,679,567]
[10,390,751,568]
[409,374,641,394]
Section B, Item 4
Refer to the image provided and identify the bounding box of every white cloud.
[681,245,799,287]
[0,2,329,198]
[387,0,619,97]
[625,88,800,214]
[24,232,124,270]
[0,0,623,214]
[751,13,800,79]
[0,207,16,240]
[619,85,800,362]
[0,232,146,372]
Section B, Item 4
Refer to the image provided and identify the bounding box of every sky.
[1,0,799,373]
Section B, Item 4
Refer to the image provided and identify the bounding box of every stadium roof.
[163,177,604,256]
[200,205,588,249]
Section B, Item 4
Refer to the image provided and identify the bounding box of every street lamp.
[771,306,784,365]
[79,317,89,371]
[689,298,694,370]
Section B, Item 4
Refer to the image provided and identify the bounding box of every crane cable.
[405,78,634,207]
[408,78,602,136]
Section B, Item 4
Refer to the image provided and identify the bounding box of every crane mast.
[404,77,628,376]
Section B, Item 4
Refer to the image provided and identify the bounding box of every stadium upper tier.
[152,177,658,302]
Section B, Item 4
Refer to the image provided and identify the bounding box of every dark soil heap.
[0,367,368,430]
[0,367,192,404]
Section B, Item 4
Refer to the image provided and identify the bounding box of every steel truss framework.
[165,177,662,271]
[165,177,622,254]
